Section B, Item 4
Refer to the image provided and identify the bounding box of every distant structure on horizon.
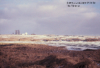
[22,32,28,35]
[15,30,20,35]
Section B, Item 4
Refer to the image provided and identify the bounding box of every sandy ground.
[0,44,100,68]
[0,35,100,41]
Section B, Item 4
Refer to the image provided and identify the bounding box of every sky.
[0,0,100,35]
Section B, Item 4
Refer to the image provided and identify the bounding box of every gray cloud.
[0,0,100,35]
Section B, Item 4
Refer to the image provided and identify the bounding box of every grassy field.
[0,44,100,68]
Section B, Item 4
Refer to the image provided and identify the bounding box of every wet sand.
[0,44,100,68]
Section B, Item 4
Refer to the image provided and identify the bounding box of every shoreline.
[0,41,100,51]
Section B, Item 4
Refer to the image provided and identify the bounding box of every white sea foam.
[0,35,100,51]
[0,41,100,51]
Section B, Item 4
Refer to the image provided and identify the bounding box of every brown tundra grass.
[0,44,100,68]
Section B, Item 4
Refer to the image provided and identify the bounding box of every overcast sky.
[0,0,100,35]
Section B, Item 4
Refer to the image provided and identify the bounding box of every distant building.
[25,32,28,35]
[22,32,28,35]
[15,30,20,35]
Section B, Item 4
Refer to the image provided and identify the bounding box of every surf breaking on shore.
[0,35,100,51]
